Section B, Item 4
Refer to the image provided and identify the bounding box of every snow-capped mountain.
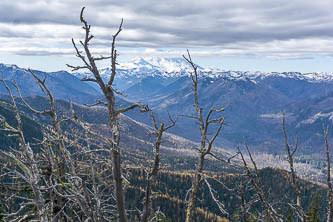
[73,57,333,84]
[118,57,200,75]
[74,57,202,81]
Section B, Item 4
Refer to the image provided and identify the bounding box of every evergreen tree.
[231,210,240,221]
[248,214,257,222]
[148,213,172,222]
[307,193,320,222]
[0,201,4,222]
[286,208,293,222]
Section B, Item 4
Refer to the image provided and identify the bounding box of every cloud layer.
[2,0,333,60]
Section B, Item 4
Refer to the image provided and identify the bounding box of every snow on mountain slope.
[72,57,333,83]
[73,57,203,80]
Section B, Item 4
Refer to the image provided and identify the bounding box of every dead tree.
[141,111,176,222]
[183,51,227,222]
[325,127,333,222]
[67,7,145,222]
[15,71,103,221]
[235,180,256,222]
[238,142,283,222]
[0,67,133,221]
[282,114,306,221]
[0,72,48,221]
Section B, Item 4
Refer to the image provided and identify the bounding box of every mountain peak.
[117,57,203,75]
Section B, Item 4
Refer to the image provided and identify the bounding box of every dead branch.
[141,110,177,222]
[282,114,305,221]
[239,144,282,222]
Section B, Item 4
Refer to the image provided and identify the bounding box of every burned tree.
[238,143,283,222]
[141,111,176,222]
[183,51,228,222]
[0,68,124,221]
[325,127,333,222]
[67,7,146,222]
[0,72,48,221]
[282,114,307,221]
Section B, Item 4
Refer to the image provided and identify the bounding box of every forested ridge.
[125,167,326,221]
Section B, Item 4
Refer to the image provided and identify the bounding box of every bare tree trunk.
[325,127,333,222]
[141,112,176,222]
[113,150,127,222]
[185,154,204,222]
[111,119,127,222]
[282,114,306,221]
[67,8,145,222]
[141,177,152,222]
[238,182,249,222]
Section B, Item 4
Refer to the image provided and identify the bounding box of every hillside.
[0,95,237,173]
[0,64,102,104]
[126,167,327,221]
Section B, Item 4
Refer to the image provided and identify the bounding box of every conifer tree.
[286,208,293,222]
[307,193,320,222]
[0,201,4,222]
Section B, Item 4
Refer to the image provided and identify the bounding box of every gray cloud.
[1,0,333,60]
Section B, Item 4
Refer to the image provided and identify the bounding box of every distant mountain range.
[73,57,333,154]
[2,58,333,155]
[73,57,333,92]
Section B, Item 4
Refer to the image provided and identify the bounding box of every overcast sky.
[1,0,333,72]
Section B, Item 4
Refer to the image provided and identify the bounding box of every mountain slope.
[0,94,237,175]
[73,57,333,154]
[0,64,102,104]
[127,167,327,221]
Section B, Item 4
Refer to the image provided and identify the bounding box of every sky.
[1,0,333,72]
